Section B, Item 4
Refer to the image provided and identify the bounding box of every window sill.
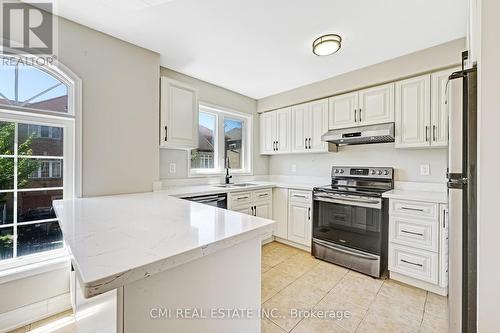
[0,249,70,284]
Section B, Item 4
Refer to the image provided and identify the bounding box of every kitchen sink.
[214,183,257,188]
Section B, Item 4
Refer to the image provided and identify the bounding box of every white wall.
[159,68,269,179]
[269,144,447,183]
[477,0,500,331]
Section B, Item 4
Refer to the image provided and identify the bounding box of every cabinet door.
[255,202,272,219]
[308,99,328,152]
[395,74,431,148]
[275,107,291,153]
[160,77,199,148]
[328,92,358,129]
[260,111,277,154]
[287,202,312,246]
[291,103,309,152]
[431,69,455,147]
[233,205,253,216]
[272,188,288,239]
[358,83,395,125]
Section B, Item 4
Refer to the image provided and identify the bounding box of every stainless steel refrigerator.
[447,51,477,333]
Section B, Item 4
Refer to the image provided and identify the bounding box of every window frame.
[188,103,252,177]
[0,55,81,272]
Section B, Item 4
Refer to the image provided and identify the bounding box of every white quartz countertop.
[53,191,274,298]
[382,189,448,203]
[161,180,323,198]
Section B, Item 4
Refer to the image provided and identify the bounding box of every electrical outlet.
[169,163,176,174]
[420,164,430,176]
[291,164,297,172]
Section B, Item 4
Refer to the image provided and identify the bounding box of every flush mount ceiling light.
[312,34,342,56]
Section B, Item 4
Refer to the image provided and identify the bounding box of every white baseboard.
[0,293,71,333]
[390,271,448,296]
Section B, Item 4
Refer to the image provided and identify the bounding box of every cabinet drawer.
[391,199,438,219]
[389,217,438,252]
[289,190,312,203]
[229,191,252,207]
[389,244,438,284]
[253,189,272,202]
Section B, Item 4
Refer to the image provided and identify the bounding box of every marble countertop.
[53,191,274,298]
[382,189,448,203]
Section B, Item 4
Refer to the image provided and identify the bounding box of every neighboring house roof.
[0,95,68,113]
[198,125,214,152]
[225,127,242,142]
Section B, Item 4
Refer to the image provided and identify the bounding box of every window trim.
[188,103,252,177]
[0,55,82,272]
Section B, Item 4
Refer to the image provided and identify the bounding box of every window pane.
[18,124,64,156]
[0,192,14,225]
[17,221,63,257]
[0,157,14,190]
[0,121,15,155]
[224,118,243,169]
[0,227,14,260]
[0,61,69,113]
[191,112,216,169]
[18,158,63,189]
[17,189,62,223]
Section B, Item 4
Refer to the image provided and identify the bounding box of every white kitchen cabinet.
[388,198,449,295]
[160,77,199,148]
[287,190,312,247]
[255,202,272,219]
[328,83,394,130]
[358,83,395,126]
[272,188,288,239]
[395,68,457,148]
[291,99,328,153]
[259,107,291,154]
[395,74,431,148]
[328,92,358,129]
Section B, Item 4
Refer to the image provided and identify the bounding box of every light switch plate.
[169,163,176,174]
[420,164,430,176]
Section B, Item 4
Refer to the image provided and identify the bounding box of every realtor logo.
[1,1,54,55]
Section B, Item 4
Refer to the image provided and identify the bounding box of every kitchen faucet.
[225,155,232,184]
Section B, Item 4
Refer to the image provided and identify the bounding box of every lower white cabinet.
[272,188,288,239]
[287,190,312,247]
[388,198,448,295]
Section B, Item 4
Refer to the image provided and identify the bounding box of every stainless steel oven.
[312,166,393,278]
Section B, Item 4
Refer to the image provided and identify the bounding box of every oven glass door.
[313,197,383,255]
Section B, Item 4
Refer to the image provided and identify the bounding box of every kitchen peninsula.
[53,191,274,333]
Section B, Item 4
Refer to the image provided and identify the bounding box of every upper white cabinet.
[260,107,291,154]
[160,77,199,148]
[328,83,394,129]
[291,99,328,153]
[395,68,456,148]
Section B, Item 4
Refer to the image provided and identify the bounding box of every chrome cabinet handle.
[401,207,424,212]
[304,138,307,149]
[236,196,249,200]
[253,205,257,216]
[359,108,362,122]
[251,206,254,215]
[293,194,307,198]
[308,138,311,149]
[354,109,357,122]
[276,141,279,151]
[425,126,429,142]
[164,125,168,141]
[401,230,424,237]
[258,193,268,197]
[308,207,311,220]
[433,125,437,141]
[401,259,423,268]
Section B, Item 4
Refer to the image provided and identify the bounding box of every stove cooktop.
[313,185,389,197]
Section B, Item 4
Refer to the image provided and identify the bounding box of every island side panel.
[123,237,261,333]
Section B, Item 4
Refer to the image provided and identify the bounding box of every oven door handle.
[313,239,379,261]
[313,195,381,208]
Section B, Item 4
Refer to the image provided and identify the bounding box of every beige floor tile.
[378,279,427,310]
[297,262,348,293]
[369,293,424,326]
[273,257,318,279]
[7,325,30,333]
[291,317,350,333]
[425,292,448,319]
[278,278,328,308]
[356,309,420,333]
[262,263,272,273]
[420,312,449,333]
[262,267,296,291]
[263,293,308,332]
[263,252,288,267]
[262,318,286,333]
[262,284,280,304]
[329,271,383,309]
[314,294,367,332]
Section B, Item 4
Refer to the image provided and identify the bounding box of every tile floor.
[9,241,449,333]
[261,241,449,333]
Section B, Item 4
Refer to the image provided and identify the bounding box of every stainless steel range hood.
[321,123,395,146]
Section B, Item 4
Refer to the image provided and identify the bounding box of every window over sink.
[189,104,251,176]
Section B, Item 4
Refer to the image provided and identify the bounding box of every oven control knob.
[334,169,339,173]
[377,170,382,175]
[383,170,389,175]
[370,170,376,175]
[340,169,344,174]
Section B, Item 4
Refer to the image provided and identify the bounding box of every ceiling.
[52,0,467,99]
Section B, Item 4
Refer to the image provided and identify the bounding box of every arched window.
[0,55,80,265]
